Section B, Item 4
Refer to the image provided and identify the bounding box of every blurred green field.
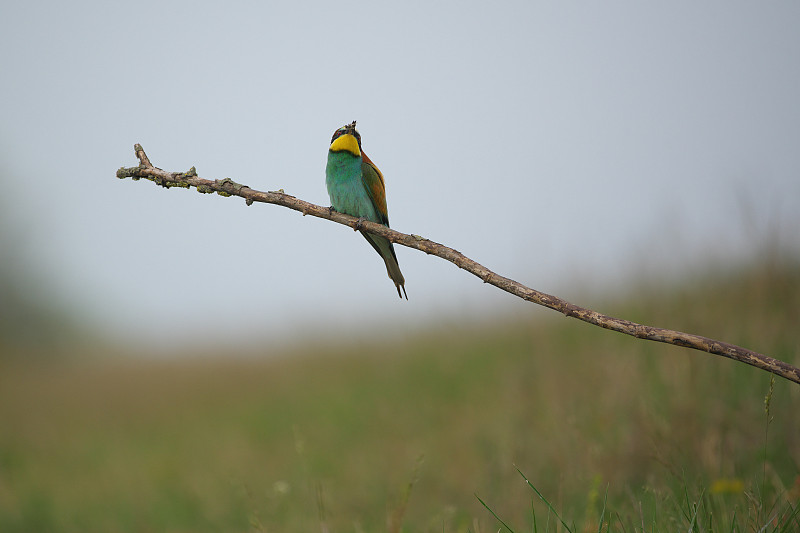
[1,263,798,532]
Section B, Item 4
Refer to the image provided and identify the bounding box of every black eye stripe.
[330,127,348,144]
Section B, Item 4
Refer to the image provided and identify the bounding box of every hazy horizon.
[1,1,798,350]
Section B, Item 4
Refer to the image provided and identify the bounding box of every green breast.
[326,150,379,222]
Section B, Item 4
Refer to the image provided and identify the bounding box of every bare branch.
[116,144,800,385]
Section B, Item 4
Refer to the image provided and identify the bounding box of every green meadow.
[1,262,798,532]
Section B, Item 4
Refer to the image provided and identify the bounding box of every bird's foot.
[354,216,367,231]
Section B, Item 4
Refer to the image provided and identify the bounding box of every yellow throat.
[329,133,361,156]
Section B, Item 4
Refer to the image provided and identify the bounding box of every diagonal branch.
[116,144,800,385]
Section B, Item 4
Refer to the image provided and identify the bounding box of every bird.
[326,120,407,299]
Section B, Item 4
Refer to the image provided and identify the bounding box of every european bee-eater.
[326,121,407,299]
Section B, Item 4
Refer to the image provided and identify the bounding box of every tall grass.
[0,262,797,531]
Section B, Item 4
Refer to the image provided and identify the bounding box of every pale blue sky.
[1,1,798,349]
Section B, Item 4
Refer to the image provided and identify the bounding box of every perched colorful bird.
[326,121,407,299]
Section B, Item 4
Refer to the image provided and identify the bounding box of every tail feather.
[361,232,408,299]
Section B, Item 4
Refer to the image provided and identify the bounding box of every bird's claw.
[354,217,367,231]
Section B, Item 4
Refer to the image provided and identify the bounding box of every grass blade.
[515,467,573,533]
[476,494,516,533]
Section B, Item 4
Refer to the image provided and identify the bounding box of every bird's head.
[329,120,362,156]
